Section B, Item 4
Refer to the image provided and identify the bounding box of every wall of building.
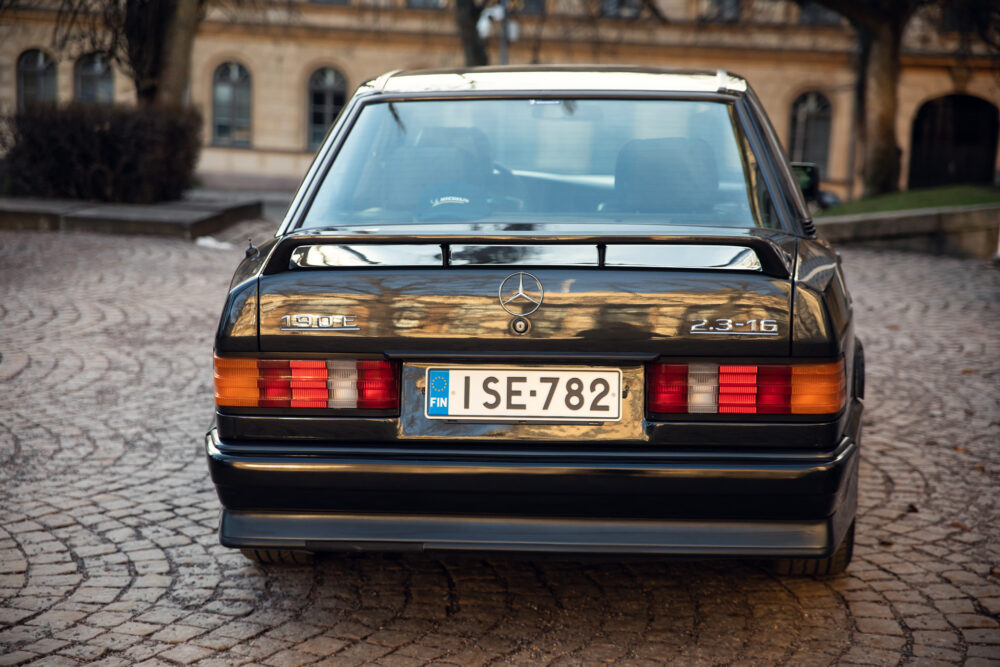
[2,2,998,199]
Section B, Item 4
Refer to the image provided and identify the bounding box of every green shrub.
[1,103,201,204]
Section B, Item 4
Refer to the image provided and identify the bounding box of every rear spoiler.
[262,232,794,278]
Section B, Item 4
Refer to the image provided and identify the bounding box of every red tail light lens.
[645,360,844,416]
[646,364,688,413]
[357,360,399,409]
[756,365,792,414]
[259,360,292,407]
[290,360,329,408]
[214,356,400,412]
[718,365,757,414]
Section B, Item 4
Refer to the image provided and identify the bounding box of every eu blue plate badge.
[427,369,450,415]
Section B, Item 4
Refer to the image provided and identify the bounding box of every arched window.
[75,53,114,104]
[789,91,832,174]
[798,1,841,26]
[17,49,57,111]
[600,0,639,17]
[212,62,252,146]
[307,67,347,150]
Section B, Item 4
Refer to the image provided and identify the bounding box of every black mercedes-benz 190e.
[207,67,864,575]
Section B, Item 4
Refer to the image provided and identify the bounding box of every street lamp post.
[499,0,509,65]
[477,1,518,66]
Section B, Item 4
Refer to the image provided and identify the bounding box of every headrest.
[382,146,481,210]
[614,138,719,214]
[417,126,492,164]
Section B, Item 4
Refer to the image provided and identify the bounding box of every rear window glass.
[300,98,777,229]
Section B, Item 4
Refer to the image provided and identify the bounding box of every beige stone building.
[2,0,998,199]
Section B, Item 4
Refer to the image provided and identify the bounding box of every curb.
[0,197,263,240]
[815,203,1000,260]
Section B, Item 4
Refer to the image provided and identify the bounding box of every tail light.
[645,360,845,416]
[214,356,399,411]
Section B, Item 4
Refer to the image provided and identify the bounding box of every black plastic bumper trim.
[219,510,835,556]
[206,426,855,464]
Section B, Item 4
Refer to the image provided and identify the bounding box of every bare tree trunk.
[861,20,903,196]
[125,0,174,107]
[455,0,488,66]
[846,24,870,200]
[155,0,201,107]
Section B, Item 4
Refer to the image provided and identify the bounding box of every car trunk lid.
[256,225,796,358]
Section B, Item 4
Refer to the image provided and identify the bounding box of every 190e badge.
[280,314,360,331]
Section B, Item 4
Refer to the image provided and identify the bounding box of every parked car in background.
[208,67,864,575]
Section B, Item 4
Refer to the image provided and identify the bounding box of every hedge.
[0,103,202,204]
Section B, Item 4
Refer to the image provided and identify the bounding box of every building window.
[74,53,114,104]
[799,1,841,26]
[789,91,832,174]
[17,49,57,111]
[308,67,347,150]
[703,0,740,22]
[519,0,544,15]
[212,62,252,147]
[600,0,639,18]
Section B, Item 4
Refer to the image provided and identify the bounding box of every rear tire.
[240,548,314,565]
[772,521,854,576]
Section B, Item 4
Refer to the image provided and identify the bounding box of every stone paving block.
[856,633,906,650]
[20,656,78,667]
[0,652,37,666]
[149,624,207,643]
[372,654,425,667]
[855,617,904,636]
[57,643,108,661]
[0,608,34,625]
[287,634,345,656]
[964,628,1000,644]
[262,649,317,667]
[157,645,216,665]
[116,621,162,636]
[86,611,131,627]
[967,645,1000,658]
[21,638,70,655]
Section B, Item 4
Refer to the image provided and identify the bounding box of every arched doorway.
[908,94,999,189]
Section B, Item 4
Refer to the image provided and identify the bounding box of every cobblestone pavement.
[1,225,998,666]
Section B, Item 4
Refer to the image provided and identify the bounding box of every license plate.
[424,367,622,421]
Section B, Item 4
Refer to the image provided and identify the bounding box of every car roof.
[361,66,749,96]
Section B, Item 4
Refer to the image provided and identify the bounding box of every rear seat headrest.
[382,146,482,210]
[614,138,719,214]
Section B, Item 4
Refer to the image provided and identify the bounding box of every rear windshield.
[300,98,778,229]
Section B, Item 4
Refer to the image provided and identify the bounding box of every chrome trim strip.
[291,244,442,267]
[291,242,763,271]
[604,245,762,271]
[450,244,597,266]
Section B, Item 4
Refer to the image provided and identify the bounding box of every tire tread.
[772,521,854,576]
[240,548,314,565]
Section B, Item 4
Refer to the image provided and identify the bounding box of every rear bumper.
[206,428,859,557]
[221,511,841,557]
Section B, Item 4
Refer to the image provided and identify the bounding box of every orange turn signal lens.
[214,356,259,407]
[791,360,846,414]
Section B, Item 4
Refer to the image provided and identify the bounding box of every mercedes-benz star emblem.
[498,272,543,317]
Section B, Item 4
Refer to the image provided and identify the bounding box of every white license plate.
[424,367,622,421]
